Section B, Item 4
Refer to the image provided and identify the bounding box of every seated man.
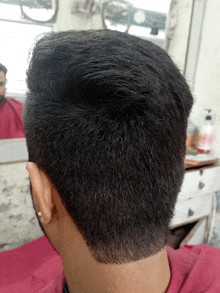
[19,30,220,292]
[0,63,25,139]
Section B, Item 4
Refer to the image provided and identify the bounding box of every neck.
[60,218,171,293]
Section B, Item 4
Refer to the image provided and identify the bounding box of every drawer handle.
[188,208,194,217]
[198,181,205,190]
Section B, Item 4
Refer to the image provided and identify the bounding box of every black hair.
[0,63,7,75]
[23,30,193,264]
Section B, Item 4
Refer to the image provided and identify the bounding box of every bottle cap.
[205,109,212,120]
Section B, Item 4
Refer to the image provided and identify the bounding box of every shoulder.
[167,244,220,292]
[167,244,220,273]
[6,97,23,107]
[173,244,220,262]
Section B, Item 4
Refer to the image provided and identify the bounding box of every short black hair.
[23,30,193,264]
[0,63,7,75]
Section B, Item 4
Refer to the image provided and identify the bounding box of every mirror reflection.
[0,63,25,139]
[0,0,172,144]
[0,2,53,140]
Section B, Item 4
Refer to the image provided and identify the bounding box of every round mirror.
[102,0,133,33]
[20,0,59,23]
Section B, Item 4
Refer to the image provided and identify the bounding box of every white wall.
[191,0,220,156]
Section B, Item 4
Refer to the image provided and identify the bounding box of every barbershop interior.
[1,0,220,286]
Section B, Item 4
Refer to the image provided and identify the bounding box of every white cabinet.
[178,166,220,200]
[170,193,212,228]
[170,165,220,229]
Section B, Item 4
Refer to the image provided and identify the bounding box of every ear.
[26,162,54,224]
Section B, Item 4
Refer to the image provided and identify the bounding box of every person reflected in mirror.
[0,63,25,139]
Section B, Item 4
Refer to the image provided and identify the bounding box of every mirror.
[0,0,193,162]
[20,0,59,23]
[0,2,52,144]
[102,1,133,33]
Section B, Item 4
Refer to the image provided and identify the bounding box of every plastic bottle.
[186,118,196,149]
[197,109,215,154]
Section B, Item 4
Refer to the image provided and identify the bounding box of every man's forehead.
[0,71,6,81]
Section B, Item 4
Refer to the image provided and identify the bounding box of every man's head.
[23,30,193,264]
[0,63,7,103]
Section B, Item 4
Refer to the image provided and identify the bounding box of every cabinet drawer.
[170,193,212,228]
[178,166,220,200]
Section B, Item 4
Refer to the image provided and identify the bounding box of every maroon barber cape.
[0,98,25,139]
[1,236,220,292]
